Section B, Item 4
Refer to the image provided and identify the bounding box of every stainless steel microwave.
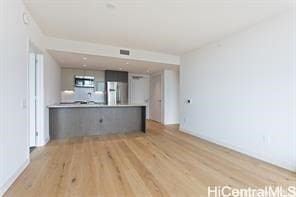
[74,76,95,88]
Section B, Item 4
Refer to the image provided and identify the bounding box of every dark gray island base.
[49,104,146,139]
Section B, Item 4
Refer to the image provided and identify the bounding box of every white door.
[150,74,162,123]
[29,53,37,147]
[129,75,150,118]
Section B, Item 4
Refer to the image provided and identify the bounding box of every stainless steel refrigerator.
[107,82,128,105]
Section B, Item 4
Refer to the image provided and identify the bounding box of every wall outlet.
[266,136,271,144]
[262,136,271,144]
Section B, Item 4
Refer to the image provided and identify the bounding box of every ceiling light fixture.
[82,57,87,60]
[119,68,123,70]
[126,62,129,65]
[82,64,87,67]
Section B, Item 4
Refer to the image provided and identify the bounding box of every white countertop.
[48,103,146,108]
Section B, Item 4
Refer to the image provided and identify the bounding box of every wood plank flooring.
[5,121,296,196]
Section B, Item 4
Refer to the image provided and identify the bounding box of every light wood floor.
[5,121,295,197]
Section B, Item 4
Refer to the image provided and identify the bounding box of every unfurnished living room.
[1,0,296,196]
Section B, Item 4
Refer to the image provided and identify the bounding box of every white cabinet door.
[93,70,105,81]
[62,68,75,91]
[74,69,85,76]
[84,70,94,76]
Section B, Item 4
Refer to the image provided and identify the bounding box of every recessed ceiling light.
[126,62,129,65]
[82,64,87,67]
[106,2,117,9]
[82,57,87,60]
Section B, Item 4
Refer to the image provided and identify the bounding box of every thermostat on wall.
[185,99,192,104]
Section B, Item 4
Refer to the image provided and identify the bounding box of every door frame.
[28,52,37,147]
[28,42,44,147]
[150,72,164,124]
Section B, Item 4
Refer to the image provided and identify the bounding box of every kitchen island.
[48,104,146,139]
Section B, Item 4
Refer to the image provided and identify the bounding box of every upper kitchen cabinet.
[90,70,105,92]
[118,71,128,82]
[93,70,105,81]
[105,70,128,82]
[82,70,104,81]
[105,70,117,82]
[84,70,94,77]
[75,69,85,76]
[62,68,105,91]
[61,68,75,91]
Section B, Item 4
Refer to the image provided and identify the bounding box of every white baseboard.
[0,159,29,196]
[37,136,49,147]
[179,127,295,172]
[43,136,50,146]
[164,122,179,125]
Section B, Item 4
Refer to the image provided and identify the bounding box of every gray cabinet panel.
[118,71,128,82]
[49,106,146,139]
[105,70,128,82]
[105,70,118,82]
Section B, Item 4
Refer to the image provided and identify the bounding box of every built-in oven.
[74,76,95,88]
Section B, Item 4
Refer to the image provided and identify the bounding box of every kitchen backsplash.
[61,87,105,103]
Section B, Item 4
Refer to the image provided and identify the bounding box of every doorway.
[150,74,162,123]
[28,44,44,148]
[129,74,150,118]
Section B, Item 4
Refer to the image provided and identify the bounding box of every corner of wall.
[0,159,29,196]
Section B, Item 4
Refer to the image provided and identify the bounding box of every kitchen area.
[48,68,146,139]
[60,68,128,105]
[42,50,179,142]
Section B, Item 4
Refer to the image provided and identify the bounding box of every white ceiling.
[48,50,179,74]
[24,0,294,55]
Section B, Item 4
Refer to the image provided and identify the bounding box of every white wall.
[163,70,179,124]
[43,55,61,145]
[180,11,296,171]
[0,0,61,195]
[27,11,61,146]
[0,1,29,195]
